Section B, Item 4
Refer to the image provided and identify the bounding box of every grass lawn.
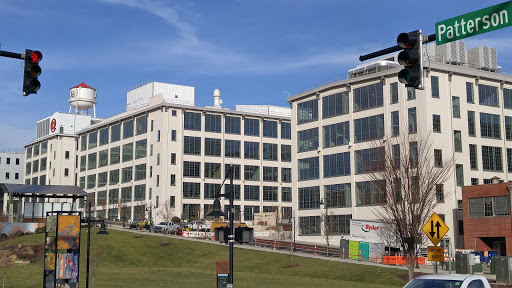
[1,228,407,288]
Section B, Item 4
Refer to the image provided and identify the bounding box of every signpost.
[436,1,512,45]
[428,246,444,262]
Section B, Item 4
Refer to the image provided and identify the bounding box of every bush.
[171,217,181,223]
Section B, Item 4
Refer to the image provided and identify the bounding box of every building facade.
[287,43,512,247]
[0,150,24,213]
[24,83,293,224]
[462,182,512,256]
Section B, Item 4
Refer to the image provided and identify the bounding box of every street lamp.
[84,199,109,288]
[206,163,234,288]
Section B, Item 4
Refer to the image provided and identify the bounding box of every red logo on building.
[50,119,57,132]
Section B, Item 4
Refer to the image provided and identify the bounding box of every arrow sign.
[422,213,449,246]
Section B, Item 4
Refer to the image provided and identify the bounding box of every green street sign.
[436,1,512,45]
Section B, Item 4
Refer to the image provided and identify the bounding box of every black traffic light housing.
[397,31,422,89]
[23,49,42,96]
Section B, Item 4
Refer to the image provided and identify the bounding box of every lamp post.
[206,163,234,287]
[84,199,109,288]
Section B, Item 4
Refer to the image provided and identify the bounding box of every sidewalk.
[106,225,496,282]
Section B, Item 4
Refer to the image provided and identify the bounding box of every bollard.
[175,230,177,236]
[255,239,257,247]
[314,245,317,255]
[290,243,293,253]
[274,240,276,250]
[376,252,378,264]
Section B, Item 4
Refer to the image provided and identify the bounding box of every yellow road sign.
[422,212,449,246]
[428,246,444,262]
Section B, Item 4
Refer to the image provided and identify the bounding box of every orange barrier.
[389,256,397,265]
[383,256,389,264]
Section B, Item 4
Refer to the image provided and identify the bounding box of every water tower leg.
[93,105,96,118]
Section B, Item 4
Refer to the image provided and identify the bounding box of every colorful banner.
[57,215,80,250]
[57,253,79,279]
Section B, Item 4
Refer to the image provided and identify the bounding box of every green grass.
[1,229,407,288]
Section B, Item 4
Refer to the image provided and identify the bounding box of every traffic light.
[23,49,42,96]
[397,31,422,88]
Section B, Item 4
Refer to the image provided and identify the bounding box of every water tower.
[68,82,97,117]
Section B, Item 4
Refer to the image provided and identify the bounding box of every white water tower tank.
[69,82,96,111]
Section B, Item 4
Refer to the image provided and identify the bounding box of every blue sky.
[1,0,511,149]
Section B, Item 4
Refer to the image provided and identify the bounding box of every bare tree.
[157,199,176,244]
[322,210,337,256]
[363,129,454,281]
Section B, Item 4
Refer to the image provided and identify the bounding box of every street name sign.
[436,1,512,45]
[422,212,449,246]
[428,246,444,262]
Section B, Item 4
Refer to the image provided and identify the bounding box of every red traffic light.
[397,32,419,49]
[27,50,42,64]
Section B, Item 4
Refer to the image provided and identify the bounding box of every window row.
[182,183,292,202]
[183,162,292,183]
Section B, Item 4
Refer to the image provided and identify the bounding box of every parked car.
[187,221,199,230]
[403,275,491,288]
[153,221,174,233]
[198,223,211,232]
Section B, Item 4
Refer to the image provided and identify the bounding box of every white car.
[403,275,491,288]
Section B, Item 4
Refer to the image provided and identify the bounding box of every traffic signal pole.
[0,50,23,60]
[359,33,436,62]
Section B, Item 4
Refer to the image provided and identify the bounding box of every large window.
[205,114,221,132]
[454,130,462,152]
[433,115,441,132]
[87,174,96,189]
[99,149,108,167]
[469,144,478,170]
[469,196,510,217]
[323,121,349,148]
[244,206,260,221]
[244,185,260,201]
[323,91,349,118]
[225,116,241,134]
[298,157,319,180]
[184,161,201,177]
[408,107,417,133]
[282,187,292,202]
[184,112,201,131]
[323,152,351,178]
[136,115,147,135]
[88,153,97,170]
[407,87,416,100]
[225,164,241,180]
[111,123,121,143]
[468,111,476,136]
[281,122,291,139]
[244,141,259,159]
[262,143,278,160]
[506,116,512,141]
[244,165,260,181]
[281,168,291,183]
[354,114,384,143]
[135,164,146,181]
[88,131,97,149]
[134,184,146,201]
[298,186,320,210]
[434,149,443,168]
[204,162,221,179]
[328,215,352,235]
[431,76,439,98]
[183,182,200,198]
[466,82,474,103]
[110,146,120,165]
[123,119,134,139]
[298,128,319,152]
[391,111,399,136]
[205,138,222,157]
[204,183,221,199]
[482,146,502,171]
[121,187,132,203]
[299,216,321,235]
[480,112,501,139]
[122,167,133,183]
[324,183,351,207]
[355,147,384,174]
[225,140,241,158]
[122,143,133,162]
[263,120,278,138]
[99,128,109,146]
[135,139,147,159]
[262,166,278,182]
[456,164,464,186]
[184,136,201,155]
[353,82,383,112]
[479,84,499,107]
[390,82,398,104]
[80,135,87,151]
[109,170,119,185]
[244,118,260,136]
[297,99,318,124]
[356,180,386,206]
[263,186,278,201]
[281,145,291,162]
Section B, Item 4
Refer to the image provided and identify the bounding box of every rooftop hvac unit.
[434,41,467,64]
[467,46,498,71]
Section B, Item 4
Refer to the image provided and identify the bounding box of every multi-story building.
[286,41,512,248]
[0,150,24,213]
[24,82,293,224]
